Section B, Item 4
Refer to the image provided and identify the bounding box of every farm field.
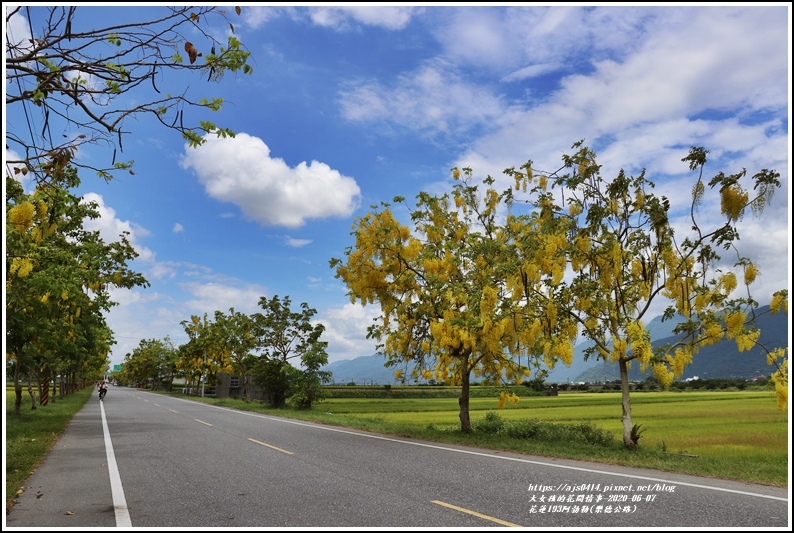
[237,390,789,487]
[317,391,787,454]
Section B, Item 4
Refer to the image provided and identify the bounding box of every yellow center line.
[432,500,521,527]
[247,438,294,455]
[194,419,212,426]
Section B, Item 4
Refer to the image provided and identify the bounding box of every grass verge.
[5,387,93,513]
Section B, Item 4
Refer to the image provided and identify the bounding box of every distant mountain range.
[324,306,788,385]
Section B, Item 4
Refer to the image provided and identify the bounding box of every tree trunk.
[458,359,472,433]
[27,376,38,410]
[41,368,51,406]
[619,358,636,449]
[14,362,22,415]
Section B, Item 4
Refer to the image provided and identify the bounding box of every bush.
[579,422,616,446]
[505,418,542,439]
[285,391,311,410]
[474,411,505,434]
[504,418,616,447]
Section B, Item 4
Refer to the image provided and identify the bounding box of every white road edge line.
[100,400,132,527]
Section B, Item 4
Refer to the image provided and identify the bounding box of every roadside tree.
[250,295,328,407]
[210,308,259,400]
[503,142,787,447]
[6,166,148,414]
[330,176,578,433]
[179,313,229,394]
[285,342,332,410]
[121,338,179,391]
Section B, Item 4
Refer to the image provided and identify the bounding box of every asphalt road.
[5,385,790,529]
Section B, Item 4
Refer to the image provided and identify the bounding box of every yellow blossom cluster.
[717,272,737,296]
[670,347,692,377]
[651,363,674,388]
[549,339,574,366]
[9,257,34,278]
[7,201,36,230]
[770,357,788,411]
[700,320,725,346]
[694,291,711,313]
[634,189,646,209]
[734,329,760,352]
[611,337,628,361]
[720,185,748,221]
[497,391,520,409]
[743,263,758,285]
[724,311,746,339]
[769,292,787,314]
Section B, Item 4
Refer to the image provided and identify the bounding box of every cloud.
[4,7,31,50]
[81,192,155,263]
[501,63,560,83]
[553,9,788,134]
[339,61,509,138]
[180,280,265,316]
[241,6,280,30]
[172,223,184,233]
[105,266,269,363]
[285,236,312,248]
[448,7,788,187]
[179,133,361,228]
[307,6,419,30]
[433,6,653,73]
[316,302,382,363]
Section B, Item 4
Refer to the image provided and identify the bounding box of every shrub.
[503,418,616,447]
[505,418,542,439]
[575,422,615,446]
[474,411,505,434]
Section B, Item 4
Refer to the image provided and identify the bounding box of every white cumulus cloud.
[180,133,361,228]
[81,192,155,263]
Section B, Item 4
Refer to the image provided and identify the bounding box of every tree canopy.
[331,141,787,442]
[6,166,149,413]
[331,170,578,433]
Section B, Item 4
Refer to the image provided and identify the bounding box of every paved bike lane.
[6,393,121,528]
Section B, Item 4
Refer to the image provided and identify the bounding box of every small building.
[215,373,266,401]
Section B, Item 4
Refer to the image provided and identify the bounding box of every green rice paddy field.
[271,390,789,486]
[321,391,787,453]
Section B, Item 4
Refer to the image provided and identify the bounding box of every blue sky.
[5,4,791,368]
